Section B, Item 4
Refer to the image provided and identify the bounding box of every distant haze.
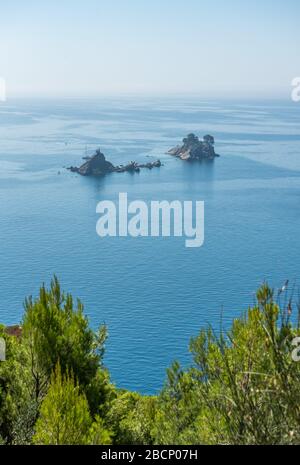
[0,0,299,98]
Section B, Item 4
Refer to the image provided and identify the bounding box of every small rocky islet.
[167,133,219,160]
[67,133,218,177]
[68,149,162,176]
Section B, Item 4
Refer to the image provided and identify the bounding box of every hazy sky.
[1,0,299,98]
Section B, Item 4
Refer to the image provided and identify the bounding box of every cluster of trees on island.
[1,277,300,445]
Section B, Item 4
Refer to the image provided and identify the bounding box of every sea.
[0,96,299,393]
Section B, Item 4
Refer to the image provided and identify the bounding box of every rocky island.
[68,149,162,176]
[167,133,219,161]
[67,135,217,178]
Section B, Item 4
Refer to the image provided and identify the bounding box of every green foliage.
[153,284,300,445]
[152,361,203,444]
[87,415,112,445]
[33,363,111,445]
[22,276,110,412]
[1,279,300,445]
[106,391,156,444]
[0,328,37,444]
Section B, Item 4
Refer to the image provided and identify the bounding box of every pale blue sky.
[0,0,299,97]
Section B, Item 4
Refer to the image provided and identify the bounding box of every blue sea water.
[0,97,299,393]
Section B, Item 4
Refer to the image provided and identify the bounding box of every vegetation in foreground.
[0,277,300,445]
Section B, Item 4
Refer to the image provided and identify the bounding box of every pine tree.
[33,363,92,445]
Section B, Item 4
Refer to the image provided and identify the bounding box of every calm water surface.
[0,97,299,392]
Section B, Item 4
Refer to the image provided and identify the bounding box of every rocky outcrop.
[114,161,141,173]
[114,159,162,173]
[139,159,162,169]
[4,325,22,338]
[167,133,219,161]
[68,149,162,176]
[68,149,115,176]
